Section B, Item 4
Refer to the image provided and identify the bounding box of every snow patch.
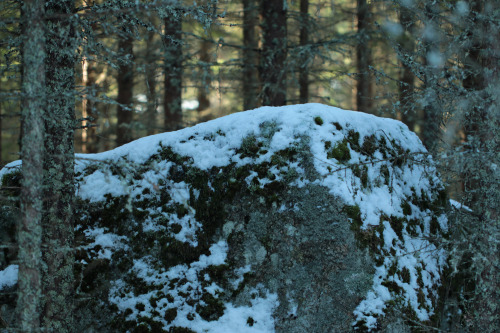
[0,265,18,290]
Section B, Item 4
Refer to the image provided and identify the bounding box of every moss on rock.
[326,139,351,162]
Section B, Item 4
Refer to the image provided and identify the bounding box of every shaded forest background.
[0,0,490,158]
[0,0,498,332]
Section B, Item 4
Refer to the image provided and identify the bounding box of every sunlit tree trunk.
[82,56,98,152]
[18,0,44,330]
[81,58,88,151]
[43,0,76,331]
[356,0,373,113]
[163,13,182,131]
[242,0,258,110]
[260,0,287,106]
[116,33,134,146]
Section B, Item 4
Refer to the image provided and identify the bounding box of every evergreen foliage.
[387,1,499,331]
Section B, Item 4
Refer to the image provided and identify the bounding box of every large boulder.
[0,104,448,332]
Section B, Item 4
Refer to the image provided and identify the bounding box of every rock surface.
[0,104,448,332]
[226,184,376,332]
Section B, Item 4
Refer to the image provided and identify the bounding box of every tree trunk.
[18,5,25,155]
[116,34,134,146]
[18,0,45,330]
[0,79,2,165]
[242,0,258,110]
[81,58,88,152]
[145,31,158,136]
[398,6,415,131]
[299,0,309,104]
[163,14,182,131]
[197,39,211,112]
[356,0,373,113]
[260,0,287,106]
[421,3,441,151]
[43,0,76,331]
[82,57,98,153]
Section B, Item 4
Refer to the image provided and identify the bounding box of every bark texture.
[18,0,45,330]
[43,0,76,331]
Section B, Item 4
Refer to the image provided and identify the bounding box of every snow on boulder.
[0,104,448,332]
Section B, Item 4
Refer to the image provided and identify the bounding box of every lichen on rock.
[0,104,448,332]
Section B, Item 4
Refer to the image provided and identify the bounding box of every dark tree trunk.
[116,34,134,146]
[197,40,211,112]
[259,0,287,106]
[18,0,45,330]
[462,2,487,144]
[0,79,2,165]
[421,3,441,151]
[163,15,182,131]
[242,0,258,110]
[145,31,158,136]
[299,0,309,104]
[398,6,415,131]
[43,0,76,331]
[356,0,373,113]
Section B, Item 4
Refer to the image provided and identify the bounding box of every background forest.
[0,0,498,332]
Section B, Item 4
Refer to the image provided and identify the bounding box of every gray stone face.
[226,184,376,332]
